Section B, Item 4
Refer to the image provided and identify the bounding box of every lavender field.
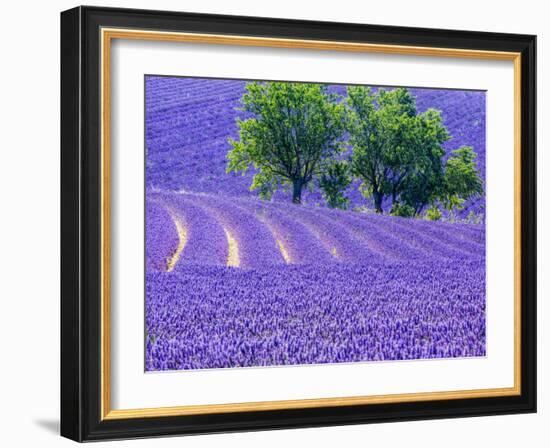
[145,76,486,371]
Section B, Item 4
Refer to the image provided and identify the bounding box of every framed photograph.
[60,6,536,442]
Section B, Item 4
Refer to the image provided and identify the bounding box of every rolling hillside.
[145,191,485,371]
[145,76,486,217]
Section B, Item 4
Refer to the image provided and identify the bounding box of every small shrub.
[390,203,416,218]
[426,205,442,221]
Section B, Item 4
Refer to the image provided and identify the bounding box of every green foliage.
[347,87,449,214]
[227,82,345,204]
[425,204,443,221]
[250,170,279,200]
[346,86,386,213]
[397,109,449,214]
[442,146,484,213]
[390,202,416,218]
[318,161,352,209]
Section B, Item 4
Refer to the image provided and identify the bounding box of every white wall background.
[0,0,546,446]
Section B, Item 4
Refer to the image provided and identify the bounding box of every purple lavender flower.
[146,260,485,371]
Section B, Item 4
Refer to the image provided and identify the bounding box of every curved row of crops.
[146,191,485,272]
[146,191,485,371]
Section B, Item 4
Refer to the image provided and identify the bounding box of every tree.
[227,82,346,204]
[441,146,484,214]
[347,87,449,214]
[317,160,352,209]
[397,109,449,214]
[346,86,386,213]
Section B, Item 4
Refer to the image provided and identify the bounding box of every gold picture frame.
[61,6,536,442]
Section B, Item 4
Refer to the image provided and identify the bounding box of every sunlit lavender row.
[146,192,484,271]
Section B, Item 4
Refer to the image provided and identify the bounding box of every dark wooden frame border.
[61,5,536,442]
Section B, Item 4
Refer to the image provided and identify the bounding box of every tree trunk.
[292,179,303,204]
[373,191,383,213]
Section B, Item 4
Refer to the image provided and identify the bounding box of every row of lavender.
[146,191,484,272]
[146,261,485,370]
[145,76,486,217]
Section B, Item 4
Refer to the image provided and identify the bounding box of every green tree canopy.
[227,83,483,217]
[227,82,346,204]
[441,146,484,213]
[397,108,450,214]
[347,86,450,214]
[317,160,352,209]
